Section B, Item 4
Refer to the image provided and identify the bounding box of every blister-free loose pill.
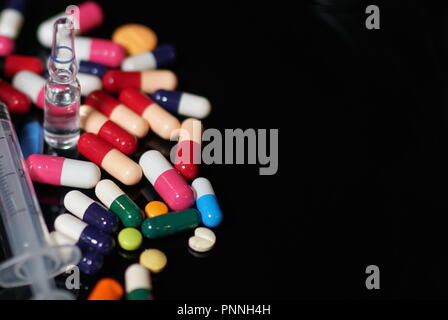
[125,263,153,300]
[144,201,168,218]
[139,249,167,273]
[118,228,142,251]
[141,209,200,239]
[188,227,216,253]
[88,278,123,300]
[112,24,157,56]
[103,70,177,94]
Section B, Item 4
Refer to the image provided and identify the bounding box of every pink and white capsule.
[75,37,126,68]
[139,150,195,211]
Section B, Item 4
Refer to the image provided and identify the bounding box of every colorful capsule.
[119,88,180,140]
[151,90,211,119]
[174,118,202,180]
[85,90,149,138]
[125,264,153,300]
[54,213,114,254]
[88,278,123,300]
[0,78,31,114]
[78,133,142,186]
[37,1,104,47]
[20,121,43,158]
[75,37,126,68]
[0,55,43,77]
[64,190,119,233]
[103,70,177,94]
[121,45,176,71]
[139,150,195,211]
[141,208,201,239]
[26,154,101,189]
[12,71,45,108]
[112,24,157,56]
[95,179,143,228]
[0,0,28,55]
[79,60,108,78]
[50,231,104,275]
[192,177,223,228]
[80,105,138,155]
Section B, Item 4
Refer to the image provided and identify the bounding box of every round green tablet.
[118,228,143,251]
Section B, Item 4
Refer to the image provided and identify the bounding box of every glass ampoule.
[44,16,81,150]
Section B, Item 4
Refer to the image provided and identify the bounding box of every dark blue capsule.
[79,226,114,255]
[151,90,182,114]
[78,247,104,275]
[79,61,109,78]
[84,202,120,233]
[5,0,28,12]
[152,44,176,68]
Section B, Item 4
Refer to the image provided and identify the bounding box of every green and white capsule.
[125,263,153,300]
[95,179,143,228]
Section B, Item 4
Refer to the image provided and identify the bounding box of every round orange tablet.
[145,200,169,218]
[88,278,124,300]
[112,24,158,56]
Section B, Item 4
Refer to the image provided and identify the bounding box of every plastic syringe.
[0,102,81,300]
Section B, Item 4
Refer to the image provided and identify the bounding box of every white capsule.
[0,8,23,39]
[49,230,77,246]
[64,190,95,220]
[122,52,156,71]
[95,179,124,208]
[78,73,102,96]
[179,93,211,119]
[125,263,152,293]
[188,227,216,253]
[60,159,101,189]
[139,150,172,185]
[54,214,87,241]
[12,71,45,107]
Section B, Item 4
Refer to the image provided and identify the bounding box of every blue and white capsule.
[54,213,114,254]
[64,190,119,233]
[20,120,43,158]
[191,177,223,228]
[151,90,211,119]
[79,60,108,78]
[50,231,104,275]
[121,44,176,71]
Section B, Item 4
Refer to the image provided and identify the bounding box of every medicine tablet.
[139,249,167,273]
[112,24,158,56]
[118,228,143,251]
[188,227,216,253]
[88,278,123,300]
[144,201,168,218]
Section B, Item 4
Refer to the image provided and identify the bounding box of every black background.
[0,0,447,301]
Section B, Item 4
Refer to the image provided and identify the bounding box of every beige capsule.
[142,103,181,140]
[80,105,107,133]
[109,104,150,138]
[102,149,143,186]
[141,70,178,94]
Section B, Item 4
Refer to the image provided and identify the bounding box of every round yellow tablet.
[139,249,167,273]
[112,24,158,56]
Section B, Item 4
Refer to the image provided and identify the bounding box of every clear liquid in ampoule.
[44,16,81,150]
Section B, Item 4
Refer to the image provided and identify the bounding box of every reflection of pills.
[188,227,216,253]
[144,201,169,218]
[118,228,143,251]
[139,249,167,273]
[112,24,158,56]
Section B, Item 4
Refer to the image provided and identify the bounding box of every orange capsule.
[88,278,124,300]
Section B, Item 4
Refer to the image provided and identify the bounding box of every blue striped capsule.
[191,177,223,228]
[20,120,43,158]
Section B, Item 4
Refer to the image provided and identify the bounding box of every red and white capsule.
[78,133,142,186]
[119,88,180,140]
[139,150,194,211]
[174,118,203,180]
[0,78,30,114]
[85,90,149,138]
[12,71,45,109]
[80,104,138,155]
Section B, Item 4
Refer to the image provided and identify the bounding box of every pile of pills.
[0,0,222,300]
